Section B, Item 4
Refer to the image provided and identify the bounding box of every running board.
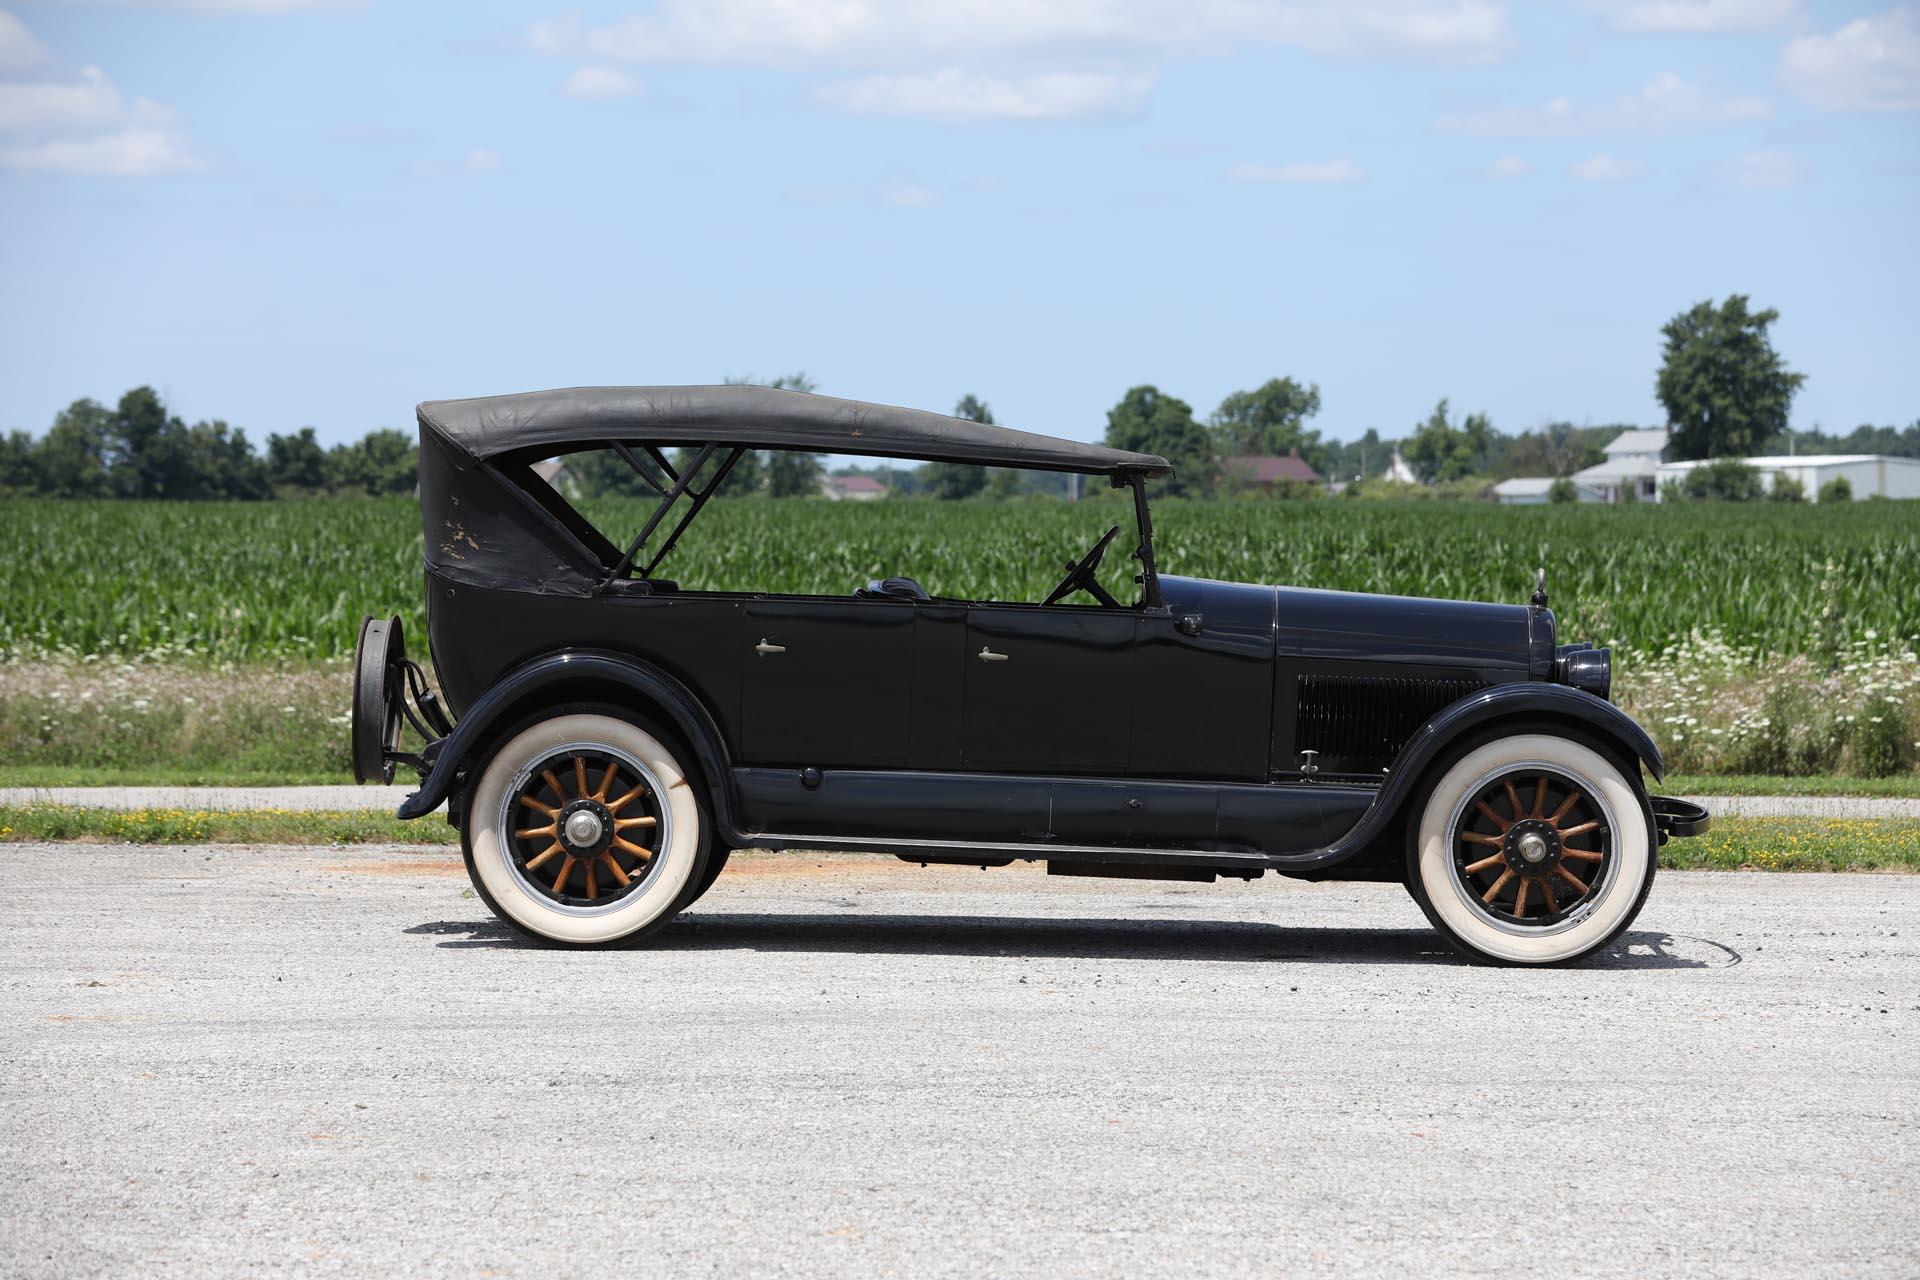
[729,828,1274,873]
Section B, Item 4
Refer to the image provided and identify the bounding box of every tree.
[1681,458,1763,502]
[1768,471,1806,503]
[1817,474,1852,504]
[106,386,173,498]
[0,430,37,493]
[1548,476,1579,504]
[327,428,417,495]
[1657,295,1805,460]
[35,399,114,497]
[1210,378,1325,470]
[1402,399,1494,483]
[267,428,330,492]
[1498,423,1609,479]
[1104,385,1212,497]
[923,394,993,499]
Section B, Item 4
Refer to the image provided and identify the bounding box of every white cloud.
[1720,148,1810,188]
[0,11,48,72]
[816,67,1152,122]
[0,65,135,133]
[561,65,643,99]
[1484,153,1529,178]
[1781,7,1920,112]
[1572,153,1646,182]
[1589,0,1794,33]
[1228,155,1366,183]
[0,125,202,175]
[464,146,502,173]
[782,174,958,208]
[1436,71,1770,136]
[0,14,201,176]
[882,183,938,208]
[51,0,363,11]
[530,1,1511,69]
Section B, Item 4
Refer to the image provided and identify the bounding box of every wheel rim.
[1445,762,1617,936]
[496,740,672,917]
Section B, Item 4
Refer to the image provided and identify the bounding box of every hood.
[1159,575,1552,677]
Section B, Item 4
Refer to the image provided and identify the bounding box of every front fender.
[394,650,735,824]
[1275,682,1663,872]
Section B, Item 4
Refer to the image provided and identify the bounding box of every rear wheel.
[462,711,707,946]
[1406,731,1653,965]
[676,845,732,910]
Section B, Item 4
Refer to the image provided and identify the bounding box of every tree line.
[5,297,1912,502]
[0,387,416,499]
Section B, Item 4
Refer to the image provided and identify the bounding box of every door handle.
[755,638,786,656]
[977,646,1009,663]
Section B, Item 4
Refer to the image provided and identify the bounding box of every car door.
[739,596,917,768]
[961,604,1137,775]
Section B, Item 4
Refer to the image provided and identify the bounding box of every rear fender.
[393,650,737,827]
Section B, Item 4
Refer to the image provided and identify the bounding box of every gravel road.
[2,845,1915,1278]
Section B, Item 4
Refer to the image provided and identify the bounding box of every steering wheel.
[1043,524,1123,607]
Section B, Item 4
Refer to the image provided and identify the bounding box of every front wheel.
[1406,731,1654,965]
[462,711,707,946]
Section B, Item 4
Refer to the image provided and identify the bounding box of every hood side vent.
[1295,674,1485,776]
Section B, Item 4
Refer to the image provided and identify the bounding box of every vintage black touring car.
[353,385,1707,963]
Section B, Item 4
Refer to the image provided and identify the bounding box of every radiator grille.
[1295,674,1484,774]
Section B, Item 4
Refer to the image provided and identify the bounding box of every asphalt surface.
[8,785,1920,820]
[2,846,1915,1278]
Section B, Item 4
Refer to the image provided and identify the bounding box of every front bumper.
[1649,795,1711,843]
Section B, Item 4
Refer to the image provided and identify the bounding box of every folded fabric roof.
[418,384,1172,477]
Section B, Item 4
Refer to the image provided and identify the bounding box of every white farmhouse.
[1569,429,1667,504]
[1658,454,1920,502]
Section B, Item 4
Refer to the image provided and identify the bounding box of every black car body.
[354,385,1706,962]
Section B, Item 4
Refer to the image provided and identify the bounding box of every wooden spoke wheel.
[504,745,665,909]
[1450,766,1613,929]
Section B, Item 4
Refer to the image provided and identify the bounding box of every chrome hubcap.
[564,809,604,847]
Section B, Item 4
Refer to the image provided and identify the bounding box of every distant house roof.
[1574,454,1661,482]
[1223,453,1322,485]
[831,475,887,495]
[1493,477,1557,497]
[1604,428,1670,456]
[1659,454,1920,472]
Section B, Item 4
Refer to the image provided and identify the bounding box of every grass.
[0,805,455,846]
[1,806,1913,873]
[0,763,358,787]
[1659,817,1920,872]
[1662,774,1920,798]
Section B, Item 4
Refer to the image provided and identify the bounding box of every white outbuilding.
[1492,477,1561,505]
[1657,454,1920,502]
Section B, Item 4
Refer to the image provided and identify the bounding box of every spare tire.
[351,615,407,784]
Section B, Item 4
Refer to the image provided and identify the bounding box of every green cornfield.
[2,495,1915,663]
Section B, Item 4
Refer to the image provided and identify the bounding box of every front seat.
[856,576,931,602]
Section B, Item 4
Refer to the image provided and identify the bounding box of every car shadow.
[404,914,1739,968]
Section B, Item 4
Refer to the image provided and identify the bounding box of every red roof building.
[1220,450,1322,489]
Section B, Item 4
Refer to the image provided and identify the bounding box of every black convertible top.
[416,385,1172,477]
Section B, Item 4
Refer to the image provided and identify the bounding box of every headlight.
[1556,645,1611,700]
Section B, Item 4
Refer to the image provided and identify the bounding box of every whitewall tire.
[462,711,706,946]
[1407,732,1653,965]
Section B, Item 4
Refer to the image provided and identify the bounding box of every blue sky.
[1,0,1915,449]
